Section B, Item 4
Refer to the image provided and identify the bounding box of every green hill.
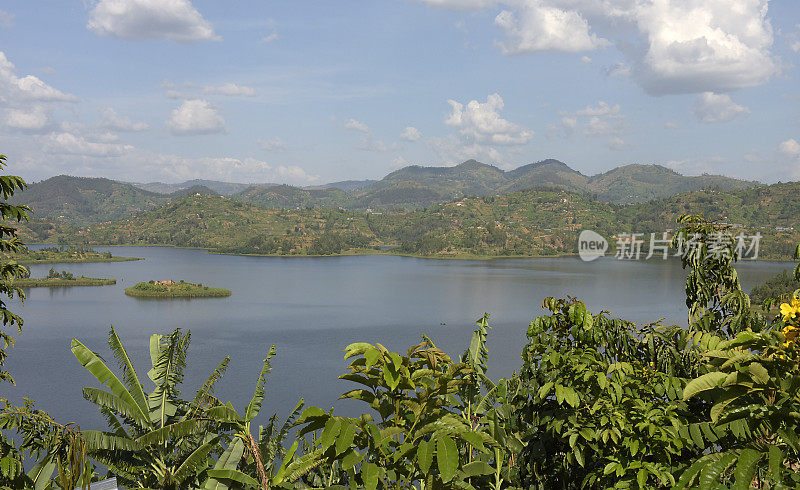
[587,164,757,203]
[16,175,170,226]
[29,180,800,259]
[230,184,356,209]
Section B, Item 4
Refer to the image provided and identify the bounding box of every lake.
[1,246,792,430]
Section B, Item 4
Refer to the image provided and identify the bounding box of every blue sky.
[0,0,799,185]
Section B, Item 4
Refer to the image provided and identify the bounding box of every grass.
[125,280,231,298]
[13,277,116,288]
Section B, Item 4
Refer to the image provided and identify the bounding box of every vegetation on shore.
[12,268,115,288]
[124,279,231,298]
[0,246,142,264]
[23,180,800,260]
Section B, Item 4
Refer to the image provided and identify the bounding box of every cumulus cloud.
[427,135,503,165]
[4,106,50,131]
[344,118,370,133]
[0,52,78,102]
[356,135,395,152]
[693,92,749,123]
[779,138,800,158]
[257,137,288,151]
[100,107,149,131]
[555,100,626,137]
[445,93,533,145]
[494,2,609,54]
[166,99,225,135]
[631,0,777,94]
[421,0,779,95]
[203,83,256,97]
[44,132,133,157]
[399,126,422,141]
[87,0,219,42]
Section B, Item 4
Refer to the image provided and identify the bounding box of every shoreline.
[22,242,798,263]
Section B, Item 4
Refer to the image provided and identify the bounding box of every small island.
[13,268,116,288]
[125,280,232,298]
[2,246,143,264]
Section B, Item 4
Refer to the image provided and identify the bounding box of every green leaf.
[436,435,459,483]
[206,469,260,488]
[71,338,150,428]
[462,461,493,477]
[335,420,355,456]
[683,372,726,400]
[244,345,276,422]
[362,462,378,490]
[319,418,342,450]
[733,449,761,490]
[417,439,434,474]
[769,445,782,482]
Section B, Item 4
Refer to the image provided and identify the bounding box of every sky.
[0,0,799,186]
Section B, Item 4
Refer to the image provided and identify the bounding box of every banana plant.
[70,326,231,489]
[204,346,324,489]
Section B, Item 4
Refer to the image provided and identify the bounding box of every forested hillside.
[23,180,800,259]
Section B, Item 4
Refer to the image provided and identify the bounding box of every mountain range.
[19,159,758,225]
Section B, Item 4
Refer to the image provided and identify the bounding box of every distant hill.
[19,161,761,227]
[16,175,170,225]
[311,180,377,192]
[345,159,756,208]
[26,181,800,259]
[231,184,356,209]
[586,164,757,203]
[135,179,261,196]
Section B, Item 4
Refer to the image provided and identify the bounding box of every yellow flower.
[781,302,800,322]
[783,325,800,349]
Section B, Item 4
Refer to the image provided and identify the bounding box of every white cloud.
[606,136,633,151]
[87,0,220,42]
[779,138,800,158]
[356,135,393,152]
[664,120,680,130]
[261,32,279,43]
[203,83,256,97]
[257,137,288,151]
[166,99,225,135]
[556,100,626,137]
[0,52,78,102]
[421,0,779,95]
[399,126,422,141]
[606,62,631,78]
[344,118,369,133]
[581,55,592,63]
[445,93,533,145]
[275,165,319,182]
[100,107,149,131]
[390,156,411,169]
[0,10,14,28]
[4,106,49,131]
[693,92,749,123]
[44,132,133,157]
[575,101,621,117]
[628,0,777,94]
[427,135,503,164]
[494,2,609,54]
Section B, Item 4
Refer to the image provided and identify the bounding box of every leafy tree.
[0,154,29,385]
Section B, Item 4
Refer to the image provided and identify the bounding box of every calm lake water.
[1,246,793,430]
